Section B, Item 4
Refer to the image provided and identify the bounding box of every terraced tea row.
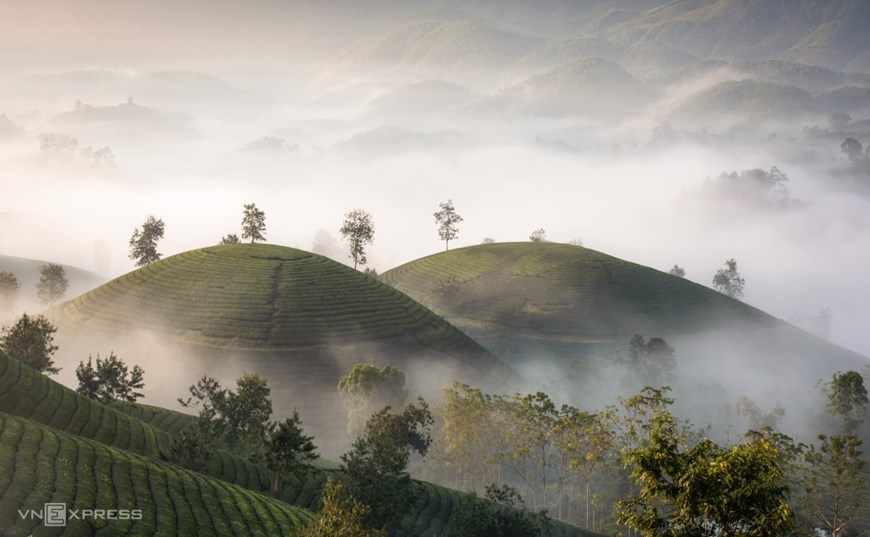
[0,412,313,536]
[0,349,169,458]
[54,244,518,386]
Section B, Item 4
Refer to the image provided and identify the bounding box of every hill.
[483,57,655,118]
[0,349,591,537]
[382,242,868,391]
[668,79,815,123]
[367,80,479,118]
[48,100,194,139]
[50,244,518,446]
[0,254,105,310]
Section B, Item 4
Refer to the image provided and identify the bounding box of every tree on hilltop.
[0,313,60,375]
[129,215,165,266]
[668,264,686,278]
[529,229,547,242]
[219,233,240,245]
[712,258,745,299]
[340,209,375,269]
[241,203,266,243]
[36,263,69,305]
[434,199,462,251]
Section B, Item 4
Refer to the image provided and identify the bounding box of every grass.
[381,242,867,371]
[0,350,594,536]
[0,411,313,537]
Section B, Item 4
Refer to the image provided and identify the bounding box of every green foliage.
[0,412,313,536]
[241,202,266,243]
[712,258,745,299]
[220,233,240,244]
[179,372,273,452]
[434,199,462,251]
[253,411,318,498]
[529,228,548,242]
[622,334,677,388]
[75,351,145,403]
[0,313,59,375]
[616,404,793,537]
[340,397,433,530]
[169,428,212,472]
[290,477,386,537]
[36,262,68,305]
[799,434,865,537]
[338,364,408,439]
[340,209,375,269]
[449,484,552,537]
[129,215,165,266]
[668,265,685,278]
[0,271,20,311]
[825,370,869,434]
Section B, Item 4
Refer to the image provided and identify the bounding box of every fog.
[1,0,869,453]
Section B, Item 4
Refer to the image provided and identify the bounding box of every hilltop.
[0,254,105,308]
[382,242,868,389]
[50,244,518,443]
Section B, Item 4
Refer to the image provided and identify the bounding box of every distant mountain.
[482,57,655,118]
[331,126,466,155]
[124,70,273,118]
[668,79,815,123]
[0,113,23,139]
[367,80,479,117]
[603,0,870,72]
[48,100,194,138]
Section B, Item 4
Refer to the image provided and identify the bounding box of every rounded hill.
[382,242,867,384]
[52,244,517,445]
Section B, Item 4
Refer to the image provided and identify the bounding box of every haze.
[1,0,868,378]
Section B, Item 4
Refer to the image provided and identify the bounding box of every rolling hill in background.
[49,243,518,444]
[0,254,105,308]
[382,242,868,390]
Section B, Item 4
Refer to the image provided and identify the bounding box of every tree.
[38,132,78,157]
[339,209,375,269]
[254,411,318,497]
[622,334,677,389]
[0,313,59,374]
[179,371,273,451]
[75,351,145,403]
[841,137,864,164]
[241,203,266,243]
[219,234,240,245]
[36,263,68,305]
[0,271,20,312]
[448,484,552,537]
[340,398,434,530]
[434,200,463,251]
[129,215,165,266]
[736,395,786,431]
[338,364,408,438]
[616,407,794,537]
[825,370,868,434]
[800,434,865,537]
[290,477,386,537]
[529,229,547,242]
[712,258,745,299]
[668,264,686,278]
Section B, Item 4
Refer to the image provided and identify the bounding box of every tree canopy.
[36,263,68,305]
[75,351,145,403]
[712,258,745,299]
[434,199,462,251]
[241,203,266,243]
[0,313,60,375]
[339,209,375,269]
[129,215,165,266]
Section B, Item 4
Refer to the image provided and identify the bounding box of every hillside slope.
[382,242,868,387]
[50,244,518,445]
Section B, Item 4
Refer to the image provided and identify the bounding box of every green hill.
[381,242,868,385]
[0,254,105,309]
[669,79,815,122]
[50,244,518,444]
[0,349,591,537]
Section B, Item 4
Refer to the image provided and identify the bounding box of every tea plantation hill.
[382,242,869,385]
[49,243,520,443]
[0,349,593,537]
